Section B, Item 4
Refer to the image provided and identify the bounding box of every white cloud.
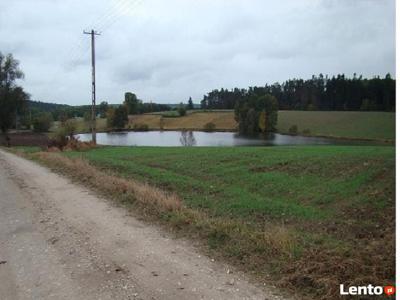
[0,0,395,105]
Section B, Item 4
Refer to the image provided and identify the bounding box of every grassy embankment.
[129,111,395,141]
[14,145,395,299]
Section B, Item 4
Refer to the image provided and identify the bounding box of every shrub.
[302,128,311,135]
[204,122,216,132]
[63,119,77,137]
[51,119,78,149]
[132,124,149,131]
[33,112,53,132]
[52,126,69,148]
[177,103,186,117]
[288,125,298,135]
[63,138,96,151]
[162,111,179,118]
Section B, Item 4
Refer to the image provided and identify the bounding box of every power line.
[37,0,144,104]
[68,0,136,67]
[97,0,143,32]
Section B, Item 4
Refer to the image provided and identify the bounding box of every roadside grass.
[130,110,395,141]
[10,146,43,153]
[13,145,395,299]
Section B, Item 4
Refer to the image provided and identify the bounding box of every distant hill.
[27,100,199,112]
[27,100,70,112]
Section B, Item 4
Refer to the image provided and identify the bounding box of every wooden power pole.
[83,29,101,144]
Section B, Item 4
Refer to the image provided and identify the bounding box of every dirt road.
[0,149,288,300]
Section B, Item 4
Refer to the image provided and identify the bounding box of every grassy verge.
[11,145,395,299]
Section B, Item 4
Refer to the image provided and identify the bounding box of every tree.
[110,105,128,129]
[114,105,128,128]
[98,101,109,118]
[106,107,115,128]
[124,92,140,114]
[187,97,194,110]
[244,108,259,135]
[234,94,278,135]
[263,94,278,132]
[83,110,91,123]
[0,52,29,142]
[33,112,53,132]
[177,102,186,116]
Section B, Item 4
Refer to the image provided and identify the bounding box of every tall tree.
[0,52,29,144]
[98,101,109,118]
[124,92,140,114]
[187,97,194,110]
[112,105,128,128]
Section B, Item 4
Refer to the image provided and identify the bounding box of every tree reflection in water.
[180,131,197,146]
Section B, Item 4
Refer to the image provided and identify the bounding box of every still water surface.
[76,131,379,147]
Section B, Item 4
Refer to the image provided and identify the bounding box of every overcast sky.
[0,0,395,105]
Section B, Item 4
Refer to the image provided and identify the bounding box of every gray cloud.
[0,0,395,105]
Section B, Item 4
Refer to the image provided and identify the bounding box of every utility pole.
[83,29,101,144]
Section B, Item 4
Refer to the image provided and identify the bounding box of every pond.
[75,131,381,147]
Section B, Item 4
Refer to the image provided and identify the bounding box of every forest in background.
[201,74,396,111]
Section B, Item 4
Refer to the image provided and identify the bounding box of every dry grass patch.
[129,112,236,131]
[34,152,181,212]
[128,115,162,130]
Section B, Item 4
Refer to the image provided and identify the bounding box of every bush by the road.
[33,112,53,132]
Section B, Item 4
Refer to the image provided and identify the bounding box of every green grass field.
[277,111,395,140]
[57,145,394,298]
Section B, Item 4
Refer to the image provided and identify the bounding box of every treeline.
[123,92,171,114]
[201,74,395,111]
[26,100,88,120]
[23,97,171,124]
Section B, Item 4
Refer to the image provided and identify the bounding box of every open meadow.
[18,144,393,299]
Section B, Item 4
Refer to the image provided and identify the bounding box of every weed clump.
[132,123,149,131]
[302,128,311,135]
[204,122,216,132]
[288,125,298,135]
